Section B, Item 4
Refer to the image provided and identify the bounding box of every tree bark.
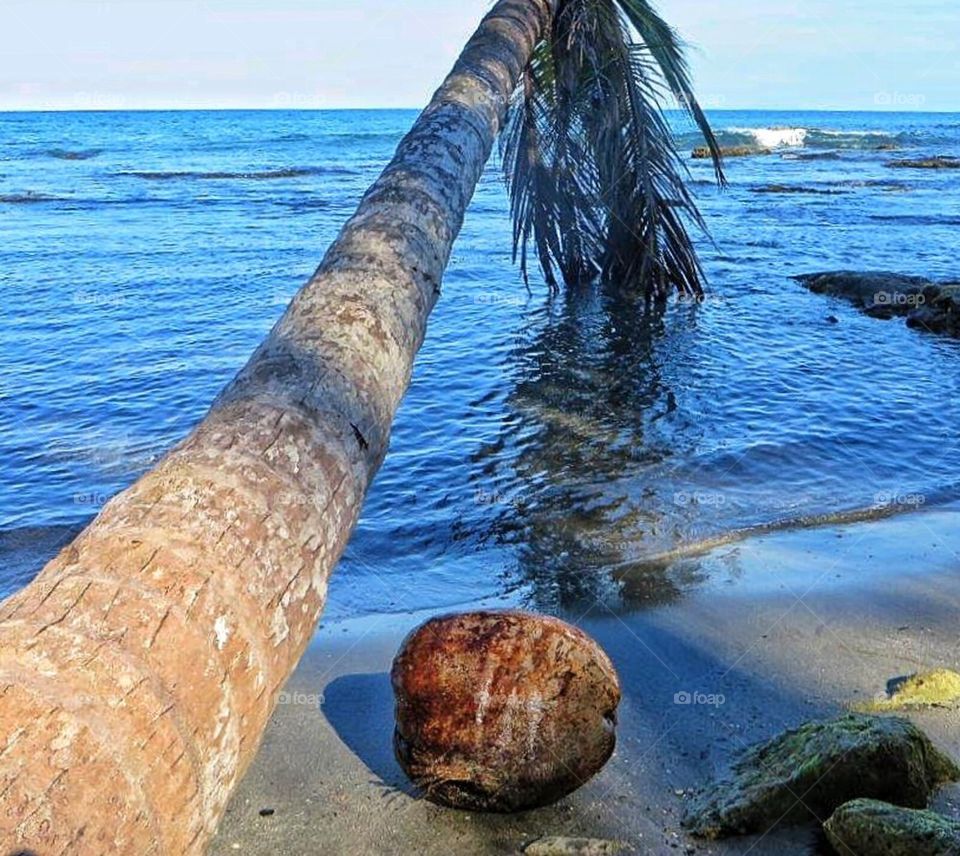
[0,2,555,852]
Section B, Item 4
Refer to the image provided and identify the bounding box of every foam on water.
[732,126,809,148]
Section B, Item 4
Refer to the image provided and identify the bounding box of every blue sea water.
[1,109,959,618]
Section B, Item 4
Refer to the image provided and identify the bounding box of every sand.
[210,504,960,855]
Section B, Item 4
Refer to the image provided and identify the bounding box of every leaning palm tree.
[0,1,721,853]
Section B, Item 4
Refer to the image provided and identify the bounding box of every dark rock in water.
[751,184,845,195]
[524,837,623,855]
[887,156,960,169]
[825,799,960,856]
[47,148,101,161]
[692,145,771,159]
[794,271,932,318]
[826,315,840,324]
[682,714,960,839]
[785,150,844,161]
[906,286,960,336]
[794,272,960,337]
[391,610,620,812]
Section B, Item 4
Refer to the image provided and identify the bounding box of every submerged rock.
[692,145,771,159]
[794,271,932,316]
[524,837,623,855]
[391,610,620,812]
[824,799,960,855]
[855,669,960,712]
[887,156,960,169]
[751,184,845,195]
[794,271,960,337]
[682,714,960,839]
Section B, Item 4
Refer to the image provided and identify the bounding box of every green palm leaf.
[502,0,725,299]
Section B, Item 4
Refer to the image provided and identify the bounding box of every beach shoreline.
[210,504,960,855]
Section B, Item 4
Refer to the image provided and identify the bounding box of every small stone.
[392,610,620,812]
[258,808,275,817]
[682,713,959,839]
[524,837,623,855]
[825,798,960,855]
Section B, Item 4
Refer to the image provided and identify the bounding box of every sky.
[1,0,958,112]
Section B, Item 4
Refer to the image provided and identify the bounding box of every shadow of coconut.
[321,671,416,795]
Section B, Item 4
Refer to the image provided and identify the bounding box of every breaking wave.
[679,126,908,152]
[731,126,808,148]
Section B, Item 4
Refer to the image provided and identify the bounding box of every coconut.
[391,610,620,812]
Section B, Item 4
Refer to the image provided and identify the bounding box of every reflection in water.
[472,290,710,612]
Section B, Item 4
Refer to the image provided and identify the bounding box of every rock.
[793,271,932,316]
[692,145,771,159]
[524,837,623,855]
[886,156,960,169]
[682,714,960,839]
[795,272,960,337]
[750,184,845,195]
[824,799,960,855]
[391,610,621,812]
[855,669,960,712]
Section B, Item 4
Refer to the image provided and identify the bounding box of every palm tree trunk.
[0,2,554,852]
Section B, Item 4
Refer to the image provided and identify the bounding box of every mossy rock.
[855,669,960,712]
[692,145,771,159]
[682,714,960,839]
[524,838,623,855]
[825,799,960,855]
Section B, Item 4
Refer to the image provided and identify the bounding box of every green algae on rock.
[692,144,770,159]
[524,837,623,855]
[854,669,960,712]
[825,799,960,856]
[682,714,960,839]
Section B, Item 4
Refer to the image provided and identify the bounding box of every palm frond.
[501,0,724,299]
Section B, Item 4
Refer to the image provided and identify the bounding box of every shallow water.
[1,109,959,617]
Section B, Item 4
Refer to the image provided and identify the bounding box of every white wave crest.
[732,127,809,148]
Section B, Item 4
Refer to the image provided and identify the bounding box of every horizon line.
[2,106,960,115]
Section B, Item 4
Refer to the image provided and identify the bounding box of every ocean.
[1,109,959,620]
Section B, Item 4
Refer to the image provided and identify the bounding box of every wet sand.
[211,504,960,855]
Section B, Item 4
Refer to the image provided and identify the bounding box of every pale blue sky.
[2,0,958,111]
